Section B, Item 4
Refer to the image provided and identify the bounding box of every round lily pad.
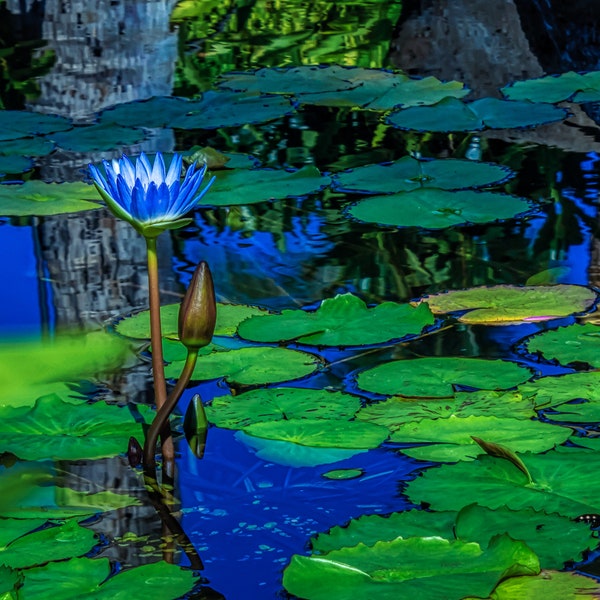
[390,415,570,462]
[491,570,600,600]
[169,91,295,130]
[387,96,567,132]
[502,70,600,104]
[334,157,513,194]
[99,96,192,128]
[525,322,600,367]
[321,469,364,480]
[237,293,435,346]
[420,284,597,325]
[345,188,531,230]
[116,302,268,340]
[0,181,101,216]
[243,419,389,449]
[0,155,33,175]
[0,136,55,157]
[163,346,320,385]
[357,357,532,398]
[283,534,539,600]
[0,111,72,141]
[202,165,331,206]
[50,123,146,152]
[518,371,600,409]
[206,387,361,429]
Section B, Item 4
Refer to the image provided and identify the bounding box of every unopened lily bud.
[178,261,217,349]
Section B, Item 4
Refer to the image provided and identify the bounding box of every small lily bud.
[178,261,217,349]
[127,436,143,467]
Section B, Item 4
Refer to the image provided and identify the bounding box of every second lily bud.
[178,261,217,350]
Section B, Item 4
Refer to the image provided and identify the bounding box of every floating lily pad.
[202,166,331,206]
[357,357,532,398]
[345,188,531,230]
[169,91,294,130]
[0,394,151,461]
[243,419,389,449]
[525,323,600,367]
[219,66,468,110]
[236,431,365,468]
[1,520,97,569]
[455,504,593,570]
[311,509,457,554]
[116,302,268,340]
[518,371,600,409]
[390,415,569,462]
[0,136,55,157]
[406,449,600,518]
[0,181,101,216]
[502,71,600,104]
[0,111,72,141]
[20,557,196,600]
[283,534,539,600]
[164,346,320,385]
[334,157,513,194]
[420,285,596,324]
[0,155,33,175]
[387,96,567,132]
[489,570,600,600]
[0,518,48,549]
[356,390,537,431]
[51,123,146,152]
[237,293,435,346]
[0,565,20,597]
[322,469,364,480]
[206,388,361,429]
[99,96,192,128]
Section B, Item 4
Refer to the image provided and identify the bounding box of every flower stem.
[143,349,200,479]
[145,236,173,464]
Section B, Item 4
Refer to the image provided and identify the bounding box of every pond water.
[2,1,600,599]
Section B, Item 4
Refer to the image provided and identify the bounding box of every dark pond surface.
[2,0,600,599]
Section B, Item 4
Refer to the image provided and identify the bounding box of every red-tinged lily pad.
[418,284,597,325]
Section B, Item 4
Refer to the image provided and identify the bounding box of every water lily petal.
[150,153,166,186]
[165,154,182,187]
[118,155,136,188]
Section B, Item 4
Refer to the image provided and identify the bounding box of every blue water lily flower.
[89,152,215,237]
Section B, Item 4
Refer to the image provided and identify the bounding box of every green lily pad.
[0,136,55,157]
[345,188,531,230]
[0,472,140,519]
[202,165,331,206]
[0,111,72,141]
[390,415,570,462]
[387,96,567,132]
[406,449,600,518]
[0,155,33,175]
[518,371,600,409]
[283,534,539,600]
[0,331,130,410]
[455,504,593,570]
[164,346,320,385]
[357,357,532,398]
[50,123,146,152]
[116,302,268,340]
[0,518,48,549]
[99,96,192,128]
[322,469,364,480]
[206,388,361,429]
[311,509,458,554]
[356,390,537,431]
[0,565,20,597]
[169,91,294,130]
[0,520,97,569]
[489,570,600,600]
[420,285,597,324]
[235,431,365,468]
[243,419,389,449]
[334,157,513,194]
[0,394,151,461]
[219,66,468,110]
[237,293,435,346]
[501,71,600,104]
[525,323,600,367]
[20,557,196,600]
[0,181,101,216]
